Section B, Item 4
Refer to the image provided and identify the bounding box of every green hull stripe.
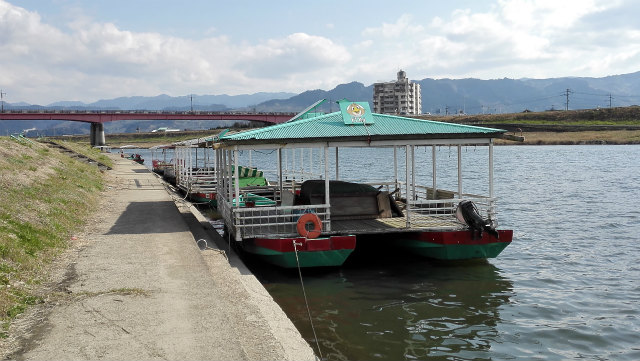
[247,246,353,268]
[397,240,510,260]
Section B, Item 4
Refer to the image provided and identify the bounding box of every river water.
[251,145,640,361]
[136,144,640,360]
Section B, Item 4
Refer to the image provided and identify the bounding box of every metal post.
[300,148,304,180]
[224,150,231,203]
[411,145,416,200]
[457,145,462,198]
[277,148,283,197]
[234,147,240,209]
[292,148,297,181]
[324,145,331,231]
[215,147,221,194]
[309,148,313,178]
[405,145,411,227]
[213,144,217,177]
[489,140,495,221]
[335,147,339,180]
[432,145,437,199]
[393,146,398,190]
[284,148,289,179]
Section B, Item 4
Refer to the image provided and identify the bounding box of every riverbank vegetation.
[0,137,105,338]
[47,107,640,147]
[426,105,640,126]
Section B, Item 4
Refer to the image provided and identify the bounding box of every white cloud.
[0,0,639,104]
[351,0,640,83]
[0,1,355,104]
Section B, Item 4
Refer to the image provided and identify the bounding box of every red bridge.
[0,110,296,145]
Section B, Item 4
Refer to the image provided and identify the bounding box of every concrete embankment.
[7,154,315,360]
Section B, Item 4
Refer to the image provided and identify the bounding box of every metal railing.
[218,179,499,240]
[219,199,330,240]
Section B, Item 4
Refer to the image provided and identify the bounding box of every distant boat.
[125,153,144,164]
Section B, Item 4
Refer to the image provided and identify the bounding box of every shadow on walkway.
[107,201,187,234]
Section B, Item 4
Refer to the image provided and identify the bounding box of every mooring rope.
[196,239,228,260]
[292,240,323,360]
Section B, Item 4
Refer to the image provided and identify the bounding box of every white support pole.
[249,149,252,168]
[213,145,217,176]
[489,140,495,221]
[277,148,283,197]
[292,148,296,181]
[457,145,463,199]
[411,145,416,200]
[432,145,437,199]
[284,148,289,179]
[233,148,242,242]
[324,145,331,231]
[216,147,221,193]
[299,148,303,179]
[393,146,398,191]
[405,145,411,227]
[226,150,232,204]
[334,147,339,180]
[309,148,313,178]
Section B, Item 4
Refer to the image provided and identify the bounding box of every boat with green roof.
[210,99,514,268]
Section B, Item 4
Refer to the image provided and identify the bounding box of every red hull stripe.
[413,230,513,245]
[193,192,216,199]
[254,236,356,253]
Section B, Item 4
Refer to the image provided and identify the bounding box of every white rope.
[292,240,323,360]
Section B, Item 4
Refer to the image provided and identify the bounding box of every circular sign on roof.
[346,103,366,118]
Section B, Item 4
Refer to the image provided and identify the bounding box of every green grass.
[0,137,105,338]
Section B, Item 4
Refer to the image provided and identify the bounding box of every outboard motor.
[455,200,499,239]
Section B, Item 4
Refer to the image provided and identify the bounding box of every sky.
[1,0,639,105]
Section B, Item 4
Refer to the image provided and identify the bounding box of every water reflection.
[258,252,513,360]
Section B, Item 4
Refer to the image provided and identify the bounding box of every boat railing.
[238,185,281,203]
[407,195,497,226]
[220,199,330,240]
[177,167,218,193]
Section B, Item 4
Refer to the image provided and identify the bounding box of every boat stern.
[396,229,513,260]
[243,235,356,268]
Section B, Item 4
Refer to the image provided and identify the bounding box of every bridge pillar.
[90,123,105,146]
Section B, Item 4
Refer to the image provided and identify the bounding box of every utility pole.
[609,93,613,108]
[190,94,194,112]
[565,88,572,111]
[0,89,5,113]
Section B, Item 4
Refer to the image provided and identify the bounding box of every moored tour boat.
[210,99,515,268]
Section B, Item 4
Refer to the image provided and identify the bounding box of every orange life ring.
[297,213,322,239]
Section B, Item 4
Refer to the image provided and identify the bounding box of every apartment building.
[373,70,422,115]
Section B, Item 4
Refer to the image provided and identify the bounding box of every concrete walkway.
[11,155,315,360]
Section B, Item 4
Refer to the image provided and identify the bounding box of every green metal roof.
[219,110,506,146]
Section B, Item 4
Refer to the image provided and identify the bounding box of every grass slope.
[0,137,105,337]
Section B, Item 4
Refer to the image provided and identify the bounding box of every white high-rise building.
[373,70,422,115]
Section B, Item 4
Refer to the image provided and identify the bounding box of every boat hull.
[242,235,356,268]
[396,229,512,260]
[189,192,217,206]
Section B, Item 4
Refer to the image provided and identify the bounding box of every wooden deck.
[330,214,464,235]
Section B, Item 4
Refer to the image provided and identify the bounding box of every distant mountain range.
[3,71,640,135]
